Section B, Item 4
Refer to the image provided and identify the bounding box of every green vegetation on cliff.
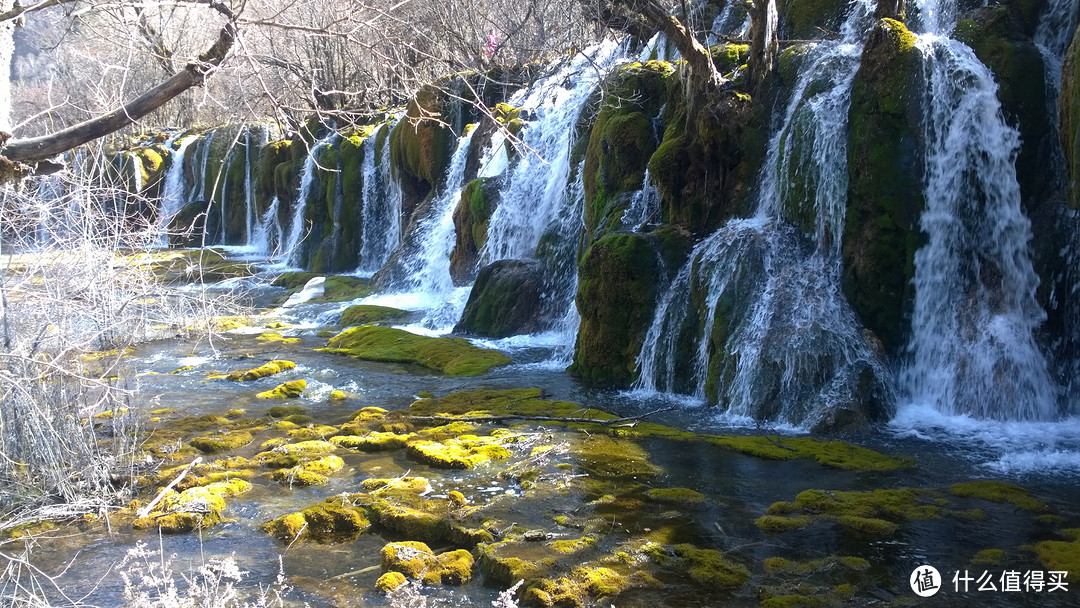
[320,325,511,376]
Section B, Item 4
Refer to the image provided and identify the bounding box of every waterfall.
[249,196,281,256]
[356,125,403,275]
[193,130,216,208]
[899,1,1059,420]
[158,134,196,244]
[481,39,626,263]
[281,132,337,267]
[622,170,661,232]
[633,0,888,427]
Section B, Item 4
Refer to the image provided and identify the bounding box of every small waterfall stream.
[356,125,403,275]
[158,134,196,243]
[281,132,338,267]
[481,39,625,263]
[899,0,1059,420]
[633,0,886,428]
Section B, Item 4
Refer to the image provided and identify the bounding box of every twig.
[137,457,202,519]
[406,404,679,427]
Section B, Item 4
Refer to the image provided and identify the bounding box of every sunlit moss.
[948,481,1044,511]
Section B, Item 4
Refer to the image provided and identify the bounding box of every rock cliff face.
[103,0,1080,429]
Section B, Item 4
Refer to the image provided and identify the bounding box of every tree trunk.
[2,21,235,166]
[0,0,16,132]
[748,0,779,89]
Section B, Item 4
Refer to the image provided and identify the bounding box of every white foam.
[890,402,1080,475]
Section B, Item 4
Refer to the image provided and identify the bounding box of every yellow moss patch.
[551,534,599,555]
[350,406,389,421]
[263,498,371,542]
[375,571,408,592]
[256,380,307,399]
[319,325,511,376]
[133,479,251,533]
[759,488,945,537]
[257,332,301,345]
[971,549,1007,566]
[226,360,297,381]
[406,435,511,469]
[331,431,414,451]
[1035,530,1080,574]
[381,541,474,585]
[329,390,348,400]
[287,425,339,441]
[189,430,253,454]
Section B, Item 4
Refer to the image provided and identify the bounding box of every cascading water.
[369,128,478,331]
[481,39,626,264]
[356,124,403,275]
[249,196,281,256]
[157,134,196,245]
[899,0,1059,420]
[622,170,660,231]
[281,132,338,267]
[633,0,890,427]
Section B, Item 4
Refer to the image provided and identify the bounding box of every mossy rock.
[263,498,371,542]
[331,431,414,451]
[1035,529,1080,574]
[389,85,456,220]
[480,541,544,587]
[226,360,297,382]
[270,455,344,486]
[133,479,251,533]
[340,305,411,326]
[256,379,307,399]
[320,325,511,376]
[405,435,512,469]
[266,404,307,418]
[455,259,546,338]
[646,487,705,503]
[189,431,253,454]
[450,177,503,284]
[570,234,660,387]
[843,18,925,354]
[572,435,659,480]
[759,488,946,537]
[947,480,1044,511]
[381,541,474,585]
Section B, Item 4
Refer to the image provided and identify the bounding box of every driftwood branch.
[406,404,679,426]
[136,457,202,519]
[3,21,236,164]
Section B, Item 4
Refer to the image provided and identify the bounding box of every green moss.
[1035,532,1080,574]
[707,435,911,471]
[381,541,474,585]
[189,431,253,454]
[340,305,410,326]
[133,479,251,533]
[646,487,705,503]
[755,515,813,533]
[570,234,660,387]
[843,18,924,354]
[551,535,599,555]
[266,404,307,418]
[406,435,511,469]
[710,44,750,75]
[262,498,371,542]
[777,0,850,40]
[319,325,511,376]
[972,548,1007,566]
[331,431,414,451]
[762,488,945,537]
[670,544,749,590]
[256,379,307,399]
[573,435,659,480]
[480,542,543,587]
[948,481,1044,511]
[226,360,296,381]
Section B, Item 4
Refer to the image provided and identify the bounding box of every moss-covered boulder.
[450,177,502,284]
[339,304,411,326]
[570,234,661,386]
[320,325,511,376]
[843,18,925,354]
[455,259,545,338]
[256,379,307,399]
[381,541,474,585]
[133,479,251,533]
[390,86,456,223]
[583,61,673,243]
[225,360,297,382]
